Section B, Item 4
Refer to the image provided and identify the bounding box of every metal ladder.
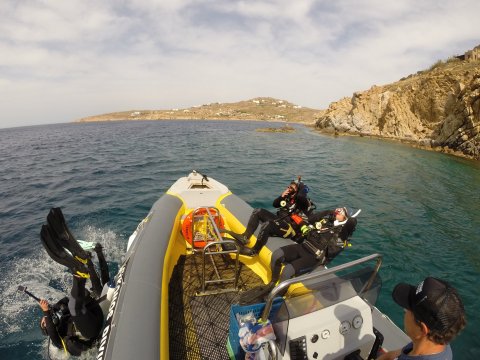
[189,206,240,296]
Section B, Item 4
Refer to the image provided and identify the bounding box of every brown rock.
[315,52,480,160]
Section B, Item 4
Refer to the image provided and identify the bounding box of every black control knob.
[311,334,319,343]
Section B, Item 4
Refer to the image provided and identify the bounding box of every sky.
[1,0,479,129]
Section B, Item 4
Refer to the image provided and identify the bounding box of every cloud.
[0,0,479,128]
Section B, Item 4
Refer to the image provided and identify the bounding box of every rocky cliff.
[315,57,480,160]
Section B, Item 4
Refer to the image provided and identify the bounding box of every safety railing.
[191,206,240,296]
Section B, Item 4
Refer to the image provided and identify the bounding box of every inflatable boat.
[98,171,410,360]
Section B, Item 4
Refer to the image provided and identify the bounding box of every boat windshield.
[276,266,381,321]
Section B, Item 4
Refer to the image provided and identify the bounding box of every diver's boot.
[236,233,250,245]
[40,224,90,279]
[219,229,249,245]
[239,246,257,256]
[238,260,284,305]
[240,240,264,256]
[94,243,110,286]
[239,283,275,305]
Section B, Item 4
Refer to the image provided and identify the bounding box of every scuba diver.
[225,177,315,256]
[38,276,104,356]
[239,207,359,305]
[38,207,110,357]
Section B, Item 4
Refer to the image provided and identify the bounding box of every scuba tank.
[99,280,116,315]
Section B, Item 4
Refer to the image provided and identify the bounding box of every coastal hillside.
[315,47,480,160]
[76,97,322,124]
[77,46,479,160]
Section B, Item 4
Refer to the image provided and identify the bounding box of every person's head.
[334,207,348,222]
[287,181,298,195]
[392,277,466,345]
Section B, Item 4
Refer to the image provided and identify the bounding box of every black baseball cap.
[392,277,465,332]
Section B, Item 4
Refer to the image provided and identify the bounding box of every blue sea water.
[0,120,479,359]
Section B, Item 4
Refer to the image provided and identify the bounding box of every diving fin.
[239,283,274,305]
[45,208,103,296]
[47,207,90,261]
[40,224,90,279]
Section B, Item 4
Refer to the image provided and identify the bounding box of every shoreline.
[307,125,478,162]
[76,117,477,161]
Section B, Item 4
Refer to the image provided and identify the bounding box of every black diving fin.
[239,283,274,305]
[47,207,90,261]
[40,224,90,279]
[44,208,103,296]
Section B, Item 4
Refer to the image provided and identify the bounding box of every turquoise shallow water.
[0,120,479,359]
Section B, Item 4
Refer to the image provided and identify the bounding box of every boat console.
[262,255,385,360]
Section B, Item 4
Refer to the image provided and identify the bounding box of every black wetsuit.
[43,277,104,356]
[244,191,311,253]
[270,211,357,282]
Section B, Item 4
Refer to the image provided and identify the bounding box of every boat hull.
[99,172,409,360]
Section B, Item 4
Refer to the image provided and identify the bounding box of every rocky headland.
[315,54,480,160]
[77,46,480,160]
